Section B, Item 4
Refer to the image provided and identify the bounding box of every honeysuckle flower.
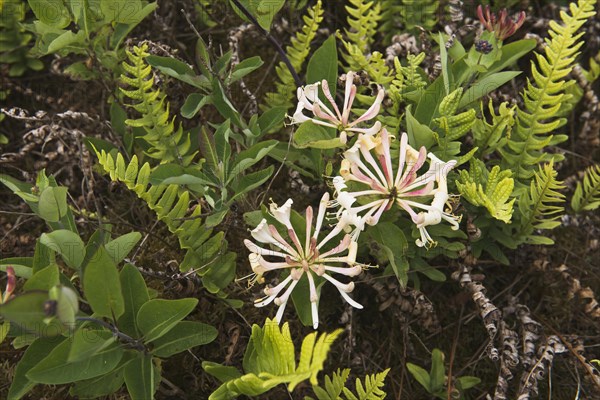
[291,71,384,143]
[1,266,16,303]
[477,5,525,41]
[244,193,364,329]
[332,128,461,247]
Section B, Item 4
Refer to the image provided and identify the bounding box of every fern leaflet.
[517,161,566,244]
[120,43,194,165]
[400,0,438,33]
[501,0,597,183]
[340,0,392,84]
[572,164,600,212]
[432,87,477,161]
[342,369,389,400]
[456,162,515,224]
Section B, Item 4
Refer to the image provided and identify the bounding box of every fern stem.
[230,0,302,87]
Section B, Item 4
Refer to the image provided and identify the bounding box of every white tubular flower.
[333,128,461,247]
[244,194,364,329]
[290,71,385,143]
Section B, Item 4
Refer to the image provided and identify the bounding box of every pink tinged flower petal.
[394,133,409,187]
[396,199,421,223]
[313,103,341,124]
[313,193,329,240]
[347,121,382,136]
[377,140,394,187]
[323,264,363,277]
[347,148,386,192]
[342,82,357,126]
[344,162,375,188]
[255,275,294,307]
[321,79,342,121]
[398,146,427,189]
[243,239,290,259]
[514,11,526,31]
[358,141,388,191]
[352,199,387,215]
[322,274,363,309]
[256,256,294,271]
[321,273,355,297]
[319,234,352,259]
[365,198,391,226]
[288,228,305,258]
[401,180,435,197]
[318,214,357,250]
[305,205,313,251]
[274,277,301,323]
[264,275,294,297]
[268,225,300,258]
[349,87,385,126]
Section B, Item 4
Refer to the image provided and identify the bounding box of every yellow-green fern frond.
[345,0,380,51]
[501,0,596,183]
[432,88,477,160]
[120,43,194,165]
[263,0,323,110]
[343,369,389,400]
[340,0,392,84]
[95,149,235,293]
[572,164,600,212]
[518,161,566,244]
[399,0,439,33]
[205,319,342,399]
[312,368,389,400]
[457,163,515,224]
[472,100,516,157]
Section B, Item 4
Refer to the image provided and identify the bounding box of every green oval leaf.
[83,246,125,319]
[151,321,217,357]
[26,337,123,384]
[38,187,68,222]
[137,298,198,343]
[40,230,85,269]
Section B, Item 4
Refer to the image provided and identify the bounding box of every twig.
[230,0,302,87]
[76,317,146,352]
